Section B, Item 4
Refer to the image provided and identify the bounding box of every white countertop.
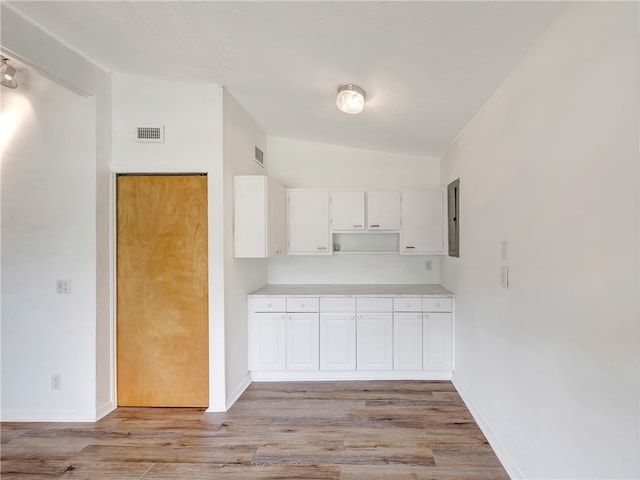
[248,284,454,297]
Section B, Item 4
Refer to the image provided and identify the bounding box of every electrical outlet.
[56,279,70,294]
[51,374,62,390]
[425,260,433,271]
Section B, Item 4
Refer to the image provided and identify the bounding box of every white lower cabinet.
[287,313,320,370]
[249,313,286,371]
[423,313,453,371]
[357,313,393,370]
[320,313,356,370]
[393,313,423,370]
[249,294,453,377]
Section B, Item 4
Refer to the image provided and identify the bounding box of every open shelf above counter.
[332,232,399,253]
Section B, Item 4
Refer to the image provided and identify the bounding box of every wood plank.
[117,175,208,407]
[143,463,341,479]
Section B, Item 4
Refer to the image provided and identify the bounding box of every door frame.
[108,169,227,414]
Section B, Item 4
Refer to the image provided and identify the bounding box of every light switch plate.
[500,266,509,289]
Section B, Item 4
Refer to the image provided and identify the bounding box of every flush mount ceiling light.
[336,84,366,114]
[1,58,18,89]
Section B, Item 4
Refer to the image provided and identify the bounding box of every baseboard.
[250,370,452,382]
[95,401,116,421]
[452,373,522,479]
[206,401,227,413]
[0,408,97,422]
[205,373,252,413]
[226,373,252,410]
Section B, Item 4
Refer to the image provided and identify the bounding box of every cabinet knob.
[351,315,356,320]
[358,315,362,320]
[300,303,305,308]
[406,246,415,249]
[266,303,271,308]
[435,302,440,307]
[317,246,327,250]
[424,314,430,319]
[370,224,380,228]
[280,315,285,319]
[417,314,422,319]
[353,224,363,228]
[406,303,411,307]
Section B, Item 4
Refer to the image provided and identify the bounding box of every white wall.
[1,4,111,421]
[221,89,267,407]
[268,137,441,284]
[94,81,112,419]
[268,137,440,190]
[1,62,97,421]
[110,73,227,410]
[440,3,639,479]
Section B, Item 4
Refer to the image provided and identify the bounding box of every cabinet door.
[267,179,287,256]
[331,191,365,231]
[288,190,331,254]
[234,176,267,258]
[367,191,401,230]
[393,313,423,370]
[401,190,444,254]
[249,313,286,371]
[320,313,357,370]
[423,313,452,371]
[287,313,320,370]
[357,313,393,370]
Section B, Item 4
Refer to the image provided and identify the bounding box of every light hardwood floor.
[1,381,509,479]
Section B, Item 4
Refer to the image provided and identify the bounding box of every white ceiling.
[6,1,565,157]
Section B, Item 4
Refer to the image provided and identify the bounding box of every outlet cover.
[56,279,70,294]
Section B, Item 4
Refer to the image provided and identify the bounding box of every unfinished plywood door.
[117,175,208,407]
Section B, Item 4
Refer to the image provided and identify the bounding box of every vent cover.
[136,126,164,143]
[254,146,264,167]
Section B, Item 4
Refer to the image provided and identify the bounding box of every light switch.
[500,266,509,289]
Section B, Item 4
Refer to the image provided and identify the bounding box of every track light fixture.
[1,58,18,89]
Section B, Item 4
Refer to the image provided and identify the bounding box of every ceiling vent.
[136,126,164,143]
[255,146,264,167]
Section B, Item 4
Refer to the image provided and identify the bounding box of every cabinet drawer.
[422,297,452,312]
[320,297,356,312]
[356,297,393,313]
[286,297,320,312]
[393,297,422,312]
[249,297,286,312]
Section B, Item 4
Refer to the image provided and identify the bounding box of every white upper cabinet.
[234,176,287,258]
[401,190,445,254]
[288,190,331,254]
[267,179,287,257]
[330,191,365,231]
[367,191,401,230]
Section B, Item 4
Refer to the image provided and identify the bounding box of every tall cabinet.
[233,176,287,258]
